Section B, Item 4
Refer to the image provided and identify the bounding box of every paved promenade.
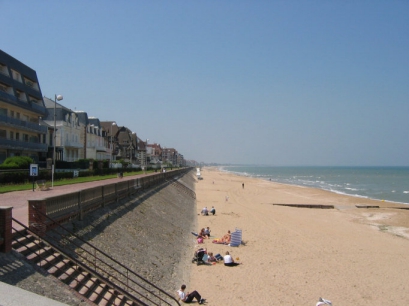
[0,174,148,230]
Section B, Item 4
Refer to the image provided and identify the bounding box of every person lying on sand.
[212,230,231,244]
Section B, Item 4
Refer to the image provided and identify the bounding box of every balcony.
[95,145,107,152]
[63,140,83,148]
[0,138,47,152]
[0,114,48,134]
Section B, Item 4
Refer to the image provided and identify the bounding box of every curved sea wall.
[65,171,198,294]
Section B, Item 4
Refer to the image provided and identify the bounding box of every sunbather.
[212,230,231,244]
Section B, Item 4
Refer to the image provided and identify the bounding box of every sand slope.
[188,168,409,306]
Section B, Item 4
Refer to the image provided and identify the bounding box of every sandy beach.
[187,168,409,305]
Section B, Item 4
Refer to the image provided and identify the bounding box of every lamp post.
[52,94,63,188]
[110,122,116,168]
[145,139,149,174]
[130,132,136,166]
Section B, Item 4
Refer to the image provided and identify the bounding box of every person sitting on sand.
[210,206,216,215]
[201,207,209,216]
[204,227,211,237]
[207,252,217,263]
[177,284,206,304]
[199,228,209,239]
[223,251,241,267]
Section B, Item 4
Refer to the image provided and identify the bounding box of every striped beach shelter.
[230,228,242,247]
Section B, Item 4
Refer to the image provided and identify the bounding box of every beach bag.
[215,253,223,261]
[197,237,203,244]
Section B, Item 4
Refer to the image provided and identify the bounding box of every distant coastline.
[219,165,409,205]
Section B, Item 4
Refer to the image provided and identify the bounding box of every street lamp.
[110,122,116,168]
[130,132,136,165]
[145,139,149,174]
[52,94,63,188]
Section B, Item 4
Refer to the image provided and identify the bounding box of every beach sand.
[187,167,409,305]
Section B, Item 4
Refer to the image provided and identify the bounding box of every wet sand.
[188,167,409,305]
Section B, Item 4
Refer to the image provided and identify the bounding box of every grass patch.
[0,170,152,194]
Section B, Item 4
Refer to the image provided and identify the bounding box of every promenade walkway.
[0,174,150,230]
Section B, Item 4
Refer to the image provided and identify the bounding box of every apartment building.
[0,50,48,163]
[162,148,178,166]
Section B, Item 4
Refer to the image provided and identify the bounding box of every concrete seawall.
[0,172,197,305]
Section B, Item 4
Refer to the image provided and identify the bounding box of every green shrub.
[0,156,33,169]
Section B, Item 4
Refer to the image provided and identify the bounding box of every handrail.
[27,203,180,306]
[12,218,149,306]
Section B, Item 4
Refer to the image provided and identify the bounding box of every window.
[23,134,29,142]
[16,90,27,102]
[0,130,6,138]
[24,78,38,90]
[9,131,14,140]
[16,113,20,119]
[29,95,40,104]
[16,132,20,140]
[0,83,12,94]
[11,69,22,82]
[0,63,9,76]
[10,110,14,117]
[0,108,7,116]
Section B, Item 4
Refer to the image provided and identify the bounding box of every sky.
[1,1,408,166]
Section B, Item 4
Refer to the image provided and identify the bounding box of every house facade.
[86,117,109,161]
[42,97,83,162]
[0,50,48,163]
[147,143,162,164]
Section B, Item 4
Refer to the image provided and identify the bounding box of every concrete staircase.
[12,233,142,306]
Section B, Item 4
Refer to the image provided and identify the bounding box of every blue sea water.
[220,166,409,205]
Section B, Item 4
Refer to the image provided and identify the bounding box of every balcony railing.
[0,91,46,115]
[63,140,83,148]
[0,138,47,152]
[95,145,107,152]
[0,114,47,134]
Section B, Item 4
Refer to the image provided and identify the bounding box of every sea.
[219,166,409,205]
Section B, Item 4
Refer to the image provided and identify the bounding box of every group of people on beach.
[201,206,215,216]
[180,181,244,304]
[195,227,211,244]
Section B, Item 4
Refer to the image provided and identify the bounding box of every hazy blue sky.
[1,1,408,166]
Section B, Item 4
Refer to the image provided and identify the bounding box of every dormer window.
[0,83,13,95]
[24,77,39,91]
[0,63,9,76]
[29,96,41,104]
[16,90,27,102]
[11,69,22,82]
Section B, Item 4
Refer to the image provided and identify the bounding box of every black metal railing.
[14,207,180,306]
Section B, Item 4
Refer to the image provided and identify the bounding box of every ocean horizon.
[219,166,409,205]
